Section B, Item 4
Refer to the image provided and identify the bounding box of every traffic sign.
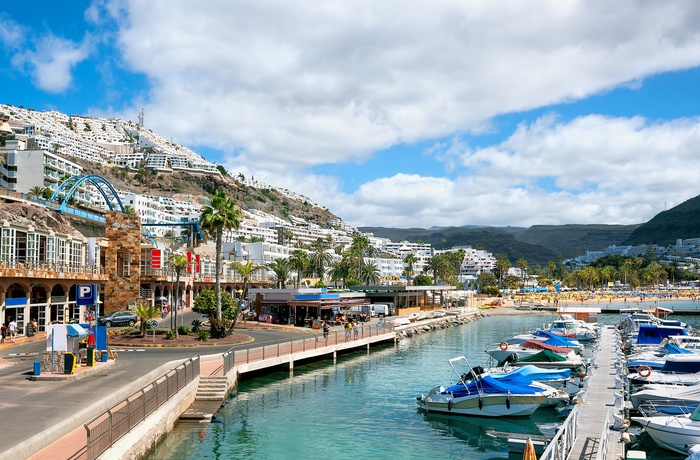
[150,320,159,328]
[76,284,97,306]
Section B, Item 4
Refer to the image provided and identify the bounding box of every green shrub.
[196,330,210,341]
[191,319,202,332]
[209,318,232,339]
[164,330,176,340]
[177,326,190,336]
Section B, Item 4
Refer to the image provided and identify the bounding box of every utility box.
[64,352,76,374]
[86,348,95,367]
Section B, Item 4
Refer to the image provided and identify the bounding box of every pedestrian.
[353,321,359,340]
[345,320,352,340]
[8,318,17,342]
[323,321,330,340]
[1,323,6,343]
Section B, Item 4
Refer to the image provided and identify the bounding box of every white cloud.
[326,115,700,228]
[109,0,700,168]
[13,34,92,93]
[91,0,700,228]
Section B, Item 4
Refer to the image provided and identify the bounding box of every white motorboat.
[631,383,700,411]
[632,405,700,455]
[547,315,598,342]
[416,356,551,417]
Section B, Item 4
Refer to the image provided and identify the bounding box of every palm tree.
[289,249,310,288]
[199,190,242,321]
[330,259,351,288]
[27,186,45,199]
[230,260,265,301]
[495,254,511,289]
[516,258,528,288]
[403,253,418,285]
[308,239,332,283]
[268,258,290,288]
[168,253,190,338]
[359,259,380,285]
[132,303,161,337]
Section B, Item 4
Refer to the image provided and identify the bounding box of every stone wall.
[104,212,142,314]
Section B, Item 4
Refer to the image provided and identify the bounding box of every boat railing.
[637,399,697,417]
[540,405,579,460]
[593,409,611,460]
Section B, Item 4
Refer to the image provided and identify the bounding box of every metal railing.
[540,406,579,460]
[223,322,395,373]
[84,356,200,460]
[594,409,611,460]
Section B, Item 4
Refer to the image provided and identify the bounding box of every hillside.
[360,226,559,265]
[514,224,639,259]
[624,195,700,246]
[71,157,339,227]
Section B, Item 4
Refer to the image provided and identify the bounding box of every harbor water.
[146,310,700,460]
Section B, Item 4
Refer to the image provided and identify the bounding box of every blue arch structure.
[50,175,126,213]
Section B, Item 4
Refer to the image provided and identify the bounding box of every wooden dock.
[566,325,626,460]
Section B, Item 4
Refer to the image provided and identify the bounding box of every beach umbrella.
[522,437,537,460]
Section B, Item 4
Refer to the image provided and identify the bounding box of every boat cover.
[664,343,694,355]
[637,324,688,345]
[660,354,700,374]
[520,340,572,354]
[493,365,571,385]
[444,375,544,397]
[517,349,568,363]
[533,330,579,346]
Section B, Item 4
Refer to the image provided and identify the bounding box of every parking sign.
[77,284,98,306]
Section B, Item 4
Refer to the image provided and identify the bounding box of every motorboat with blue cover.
[417,356,552,417]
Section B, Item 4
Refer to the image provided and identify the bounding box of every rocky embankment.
[395,310,488,338]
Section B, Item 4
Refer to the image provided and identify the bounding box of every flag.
[554,281,561,294]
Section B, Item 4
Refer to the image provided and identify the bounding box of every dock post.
[289,359,294,371]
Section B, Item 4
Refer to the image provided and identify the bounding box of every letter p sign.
[77,284,97,306]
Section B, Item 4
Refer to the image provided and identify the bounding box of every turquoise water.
[146,312,698,460]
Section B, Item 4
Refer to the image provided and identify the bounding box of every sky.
[1,1,700,229]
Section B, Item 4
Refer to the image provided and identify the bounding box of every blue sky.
[2,1,700,229]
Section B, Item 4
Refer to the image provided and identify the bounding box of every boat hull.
[632,415,700,455]
[418,391,546,417]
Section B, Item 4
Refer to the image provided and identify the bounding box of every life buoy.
[499,341,508,351]
[638,365,652,378]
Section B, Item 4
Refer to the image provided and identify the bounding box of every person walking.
[8,318,17,342]
[1,323,7,344]
[353,320,359,340]
[345,320,352,341]
[322,321,330,340]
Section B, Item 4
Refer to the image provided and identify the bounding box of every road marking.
[113,349,146,352]
[6,352,40,357]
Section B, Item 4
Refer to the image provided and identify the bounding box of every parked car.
[98,311,138,327]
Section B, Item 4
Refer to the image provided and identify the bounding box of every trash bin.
[86,348,95,367]
[64,352,76,374]
[33,361,41,376]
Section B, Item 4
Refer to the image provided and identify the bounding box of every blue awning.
[66,324,88,337]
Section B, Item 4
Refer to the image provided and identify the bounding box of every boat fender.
[499,341,508,351]
[478,397,483,410]
[638,365,652,378]
[506,396,511,410]
[447,399,452,412]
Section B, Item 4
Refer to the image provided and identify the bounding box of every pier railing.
[594,409,611,460]
[84,356,200,460]
[223,322,395,373]
[540,405,579,460]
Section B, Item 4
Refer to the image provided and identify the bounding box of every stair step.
[195,396,226,401]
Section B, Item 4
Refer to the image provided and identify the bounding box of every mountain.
[514,224,639,259]
[362,223,640,265]
[624,195,700,246]
[360,226,559,265]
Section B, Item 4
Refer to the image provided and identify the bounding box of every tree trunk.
[215,230,222,321]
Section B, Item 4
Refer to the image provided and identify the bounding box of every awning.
[66,324,88,338]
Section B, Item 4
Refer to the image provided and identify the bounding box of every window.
[70,241,83,267]
[26,233,38,263]
[58,239,67,264]
[1,228,16,261]
[46,236,56,264]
